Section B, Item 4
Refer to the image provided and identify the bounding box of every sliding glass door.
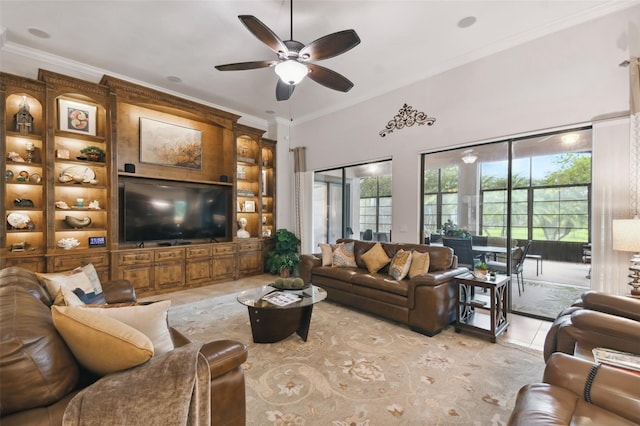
[313,160,392,247]
[422,127,592,320]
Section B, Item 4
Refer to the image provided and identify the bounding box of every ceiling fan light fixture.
[461,150,478,164]
[275,60,308,85]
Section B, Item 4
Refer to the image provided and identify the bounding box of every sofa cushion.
[312,265,360,282]
[361,242,391,273]
[0,286,79,416]
[351,273,409,297]
[53,286,86,307]
[332,242,357,268]
[77,300,174,356]
[389,249,412,280]
[52,306,154,376]
[409,251,430,279]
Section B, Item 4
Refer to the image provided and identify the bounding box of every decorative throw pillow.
[79,263,103,295]
[389,249,412,280]
[53,286,85,307]
[37,269,96,301]
[318,243,334,266]
[332,242,357,268]
[409,251,430,279]
[51,306,154,376]
[77,300,174,356]
[361,242,391,273]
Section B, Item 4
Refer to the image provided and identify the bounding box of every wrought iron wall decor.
[379,103,436,137]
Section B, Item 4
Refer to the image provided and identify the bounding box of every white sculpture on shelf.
[237,217,250,238]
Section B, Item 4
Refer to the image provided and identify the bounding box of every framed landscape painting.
[139,117,202,170]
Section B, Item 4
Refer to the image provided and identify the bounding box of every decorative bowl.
[473,270,488,280]
[65,216,92,229]
[57,237,80,250]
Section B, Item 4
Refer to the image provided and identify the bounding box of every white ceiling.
[0,1,637,124]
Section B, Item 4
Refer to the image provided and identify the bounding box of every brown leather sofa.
[508,353,640,425]
[544,291,640,362]
[0,266,248,426]
[299,239,468,336]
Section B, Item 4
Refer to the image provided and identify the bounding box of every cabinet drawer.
[53,252,109,271]
[155,248,185,262]
[214,243,236,255]
[238,241,261,252]
[186,246,212,259]
[118,251,153,266]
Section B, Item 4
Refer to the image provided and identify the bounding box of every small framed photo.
[56,149,70,159]
[58,99,97,136]
[244,200,256,212]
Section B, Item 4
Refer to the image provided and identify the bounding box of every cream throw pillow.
[318,243,334,266]
[53,286,85,307]
[409,251,430,279]
[361,242,391,273]
[77,301,174,356]
[389,249,412,280]
[52,306,154,376]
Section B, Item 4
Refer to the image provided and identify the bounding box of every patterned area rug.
[511,280,586,319]
[169,294,545,425]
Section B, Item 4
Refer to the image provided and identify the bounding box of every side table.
[454,273,510,343]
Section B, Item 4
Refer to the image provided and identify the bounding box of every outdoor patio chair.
[442,237,483,270]
[487,240,532,296]
[362,229,373,241]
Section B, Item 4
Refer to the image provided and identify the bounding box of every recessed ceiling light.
[167,76,182,83]
[457,16,477,29]
[265,110,275,115]
[28,28,51,39]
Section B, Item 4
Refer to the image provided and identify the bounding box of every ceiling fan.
[215,0,361,101]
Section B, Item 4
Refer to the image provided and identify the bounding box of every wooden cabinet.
[213,242,237,281]
[115,247,185,294]
[238,239,262,276]
[260,139,276,238]
[48,249,110,283]
[1,73,47,270]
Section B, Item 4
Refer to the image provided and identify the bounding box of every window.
[359,175,392,233]
[422,166,458,235]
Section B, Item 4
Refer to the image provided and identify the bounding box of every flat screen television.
[119,178,231,243]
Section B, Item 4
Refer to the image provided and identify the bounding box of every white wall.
[288,6,639,294]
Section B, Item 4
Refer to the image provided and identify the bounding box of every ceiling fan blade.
[306,64,354,92]
[215,60,277,71]
[239,15,288,55]
[276,79,295,101]
[299,30,360,61]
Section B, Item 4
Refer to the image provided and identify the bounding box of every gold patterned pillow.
[332,242,357,268]
[361,242,391,273]
[389,249,412,280]
[409,251,430,279]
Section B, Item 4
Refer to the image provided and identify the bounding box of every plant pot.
[473,270,488,279]
[280,268,290,278]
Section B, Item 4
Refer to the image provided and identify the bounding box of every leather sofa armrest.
[199,340,248,379]
[170,327,192,347]
[102,279,137,304]
[543,353,640,424]
[410,267,468,287]
[581,291,640,321]
[570,310,640,356]
[299,254,321,284]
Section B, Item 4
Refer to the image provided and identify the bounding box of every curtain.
[291,147,306,246]
[630,57,640,217]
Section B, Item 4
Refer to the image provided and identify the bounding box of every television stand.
[158,240,193,246]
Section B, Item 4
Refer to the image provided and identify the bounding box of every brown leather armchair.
[508,353,640,425]
[544,291,640,362]
[0,266,248,426]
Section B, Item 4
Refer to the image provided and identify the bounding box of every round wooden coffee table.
[237,284,326,343]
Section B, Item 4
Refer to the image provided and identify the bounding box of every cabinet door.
[2,256,46,272]
[238,251,261,274]
[119,264,154,294]
[154,260,184,290]
[214,255,236,280]
[186,258,213,283]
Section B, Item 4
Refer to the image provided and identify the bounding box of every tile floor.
[141,274,552,352]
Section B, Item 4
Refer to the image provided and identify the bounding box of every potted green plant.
[265,228,301,277]
[473,262,489,279]
[80,145,105,162]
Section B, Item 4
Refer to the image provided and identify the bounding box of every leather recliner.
[508,352,640,425]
